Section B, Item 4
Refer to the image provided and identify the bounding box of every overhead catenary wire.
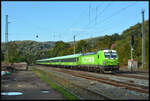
[92,7,140,36]
[94,2,112,26]
[76,2,112,37]
[82,2,112,30]
[76,2,137,39]
[77,11,141,41]
[62,6,90,36]
[90,3,111,49]
[95,6,98,25]
[59,2,112,40]
[86,2,137,30]
[89,4,91,24]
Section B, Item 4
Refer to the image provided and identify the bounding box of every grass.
[31,67,79,100]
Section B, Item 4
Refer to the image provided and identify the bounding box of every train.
[36,49,120,73]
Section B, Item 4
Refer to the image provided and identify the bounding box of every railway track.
[68,67,149,80]
[33,66,114,100]
[38,65,149,80]
[107,73,149,80]
[79,67,149,80]
[35,65,149,94]
[54,69,149,94]
[70,70,149,89]
[59,79,113,100]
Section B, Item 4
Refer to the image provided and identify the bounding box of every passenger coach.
[36,50,120,72]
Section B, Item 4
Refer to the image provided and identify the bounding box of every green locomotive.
[36,49,119,72]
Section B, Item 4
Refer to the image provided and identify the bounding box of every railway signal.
[74,35,76,54]
[141,10,145,68]
[5,15,9,64]
[130,34,134,47]
[130,34,134,72]
[36,35,38,38]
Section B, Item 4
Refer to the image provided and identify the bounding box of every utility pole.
[73,35,76,54]
[130,34,134,72]
[142,10,145,68]
[5,15,9,64]
[131,34,134,60]
[92,38,94,51]
[95,6,98,25]
[131,47,133,60]
[89,4,91,24]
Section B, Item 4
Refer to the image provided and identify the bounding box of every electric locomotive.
[36,49,119,72]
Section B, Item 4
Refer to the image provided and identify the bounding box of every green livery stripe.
[37,62,78,66]
[36,50,119,67]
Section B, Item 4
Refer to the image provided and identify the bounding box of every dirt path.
[1,69,66,100]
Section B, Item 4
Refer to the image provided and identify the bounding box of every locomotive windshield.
[104,52,118,59]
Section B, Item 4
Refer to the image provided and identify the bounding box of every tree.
[111,33,121,41]
[1,51,4,61]
[96,35,113,50]
[53,41,71,56]
[7,42,23,63]
[76,40,90,53]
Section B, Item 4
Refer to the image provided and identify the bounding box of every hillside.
[114,20,149,68]
[1,20,149,69]
[1,40,55,63]
[1,40,55,52]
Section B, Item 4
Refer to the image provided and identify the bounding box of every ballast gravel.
[36,66,149,100]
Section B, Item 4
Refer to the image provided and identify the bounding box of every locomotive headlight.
[103,61,105,64]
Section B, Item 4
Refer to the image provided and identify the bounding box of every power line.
[62,3,112,39]
[82,2,112,29]
[95,6,98,25]
[73,35,76,54]
[61,2,137,42]
[87,2,137,30]
[95,2,112,26]
[95,9,141,32]
[75,2,137,39]
[76,3,112,37]
[89,4,91,24]
[77,12,140,40]
[81,2,137,33]
[62,6,89,36]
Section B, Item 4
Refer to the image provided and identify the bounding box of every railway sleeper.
[38,64,118,74]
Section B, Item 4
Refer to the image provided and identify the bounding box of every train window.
[51,60,59,62]
[105,55,110,59]
[47,58,78,62]
[61,58,77,62]
[98,55,99,58]
[111,55,117,58]
[104,52,117,59]
[104,52,111,59]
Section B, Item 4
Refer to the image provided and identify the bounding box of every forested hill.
[115,20,149,68]
[1,40,55,64]
[1,40,55,51]
[1,20,149,69]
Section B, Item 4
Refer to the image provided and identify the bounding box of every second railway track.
[36,65,149,94]
[54,69,149,94]
[35,65,149,97]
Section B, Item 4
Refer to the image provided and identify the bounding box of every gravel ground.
[79,71,149,87]
[119,73,149,78]
[1,69,66,100]
[36,66,149,100]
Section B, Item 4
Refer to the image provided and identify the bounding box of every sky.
[1,1,149,42]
